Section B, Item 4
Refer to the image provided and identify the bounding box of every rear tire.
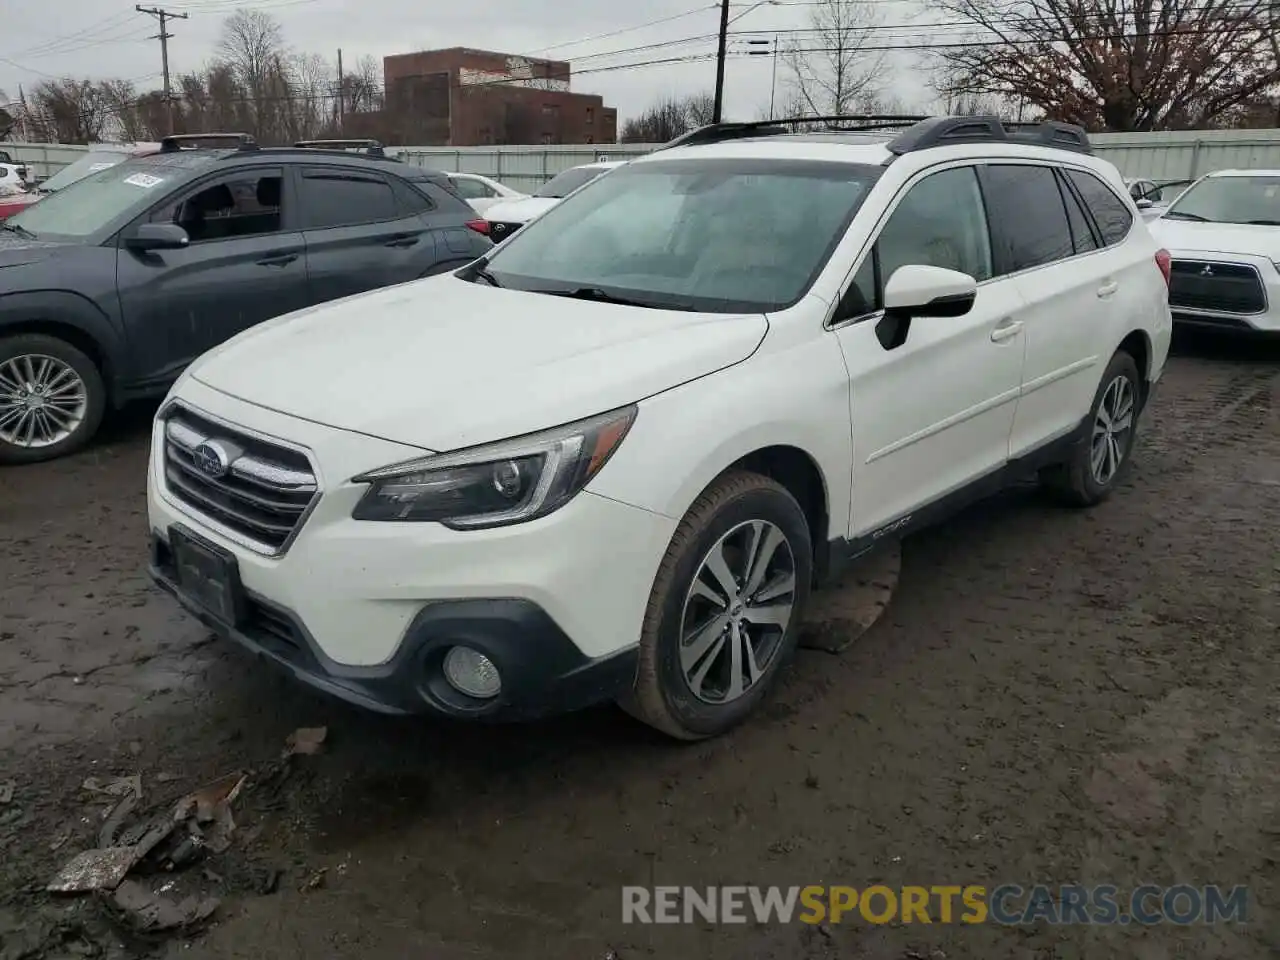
[621,470,813,740]
[1040,350,1141,507]
[0,333,106,466]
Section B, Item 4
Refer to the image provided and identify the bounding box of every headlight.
[351,406,637,528]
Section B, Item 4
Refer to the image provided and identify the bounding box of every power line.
[527,5,719,55]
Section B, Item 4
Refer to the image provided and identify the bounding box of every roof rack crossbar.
[656,114,931,151]
[294,138,389,157]
[160,132,257,152]
[887,116,1092,155]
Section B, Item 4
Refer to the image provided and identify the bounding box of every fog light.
[442,645,501,699]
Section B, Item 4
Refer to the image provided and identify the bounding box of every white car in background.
[481,160,626,243]
[1147,169,1280,335]
[445,172,527,216]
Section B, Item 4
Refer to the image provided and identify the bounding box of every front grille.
[488,221,523,243]
[162,406,318,554]
[1168,260,1267,314]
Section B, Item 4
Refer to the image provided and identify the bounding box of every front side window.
[299,170,399,228]
[877,166,993,286]
[482,158,882,313]
[981,165,1075,273]
[151,170,283,243]
[1161,174,1280,226]
[7,157,210,241]
[1065,169,1133,246]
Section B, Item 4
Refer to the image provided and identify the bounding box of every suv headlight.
[351,406,637,528]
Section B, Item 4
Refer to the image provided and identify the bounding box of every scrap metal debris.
[0,780,14,805]
[47,847,141,894]
[107,879,219,933]
[284,726,328,757]
[173,772,246,825]
[82,776,142,801]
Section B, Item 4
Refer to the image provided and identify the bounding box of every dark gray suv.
[0,135,492,464]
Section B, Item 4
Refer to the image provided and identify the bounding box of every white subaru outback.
[147,115,1173,740]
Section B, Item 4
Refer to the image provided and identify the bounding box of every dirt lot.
[1,330,1277,960]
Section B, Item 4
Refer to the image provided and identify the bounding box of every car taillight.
[465,219,490,235]
[1154,248,1171,287]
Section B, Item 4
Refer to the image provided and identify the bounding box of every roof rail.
[887,116,1092,155]
[294,138,392,158]
[160,133,257,153]
[655,114,931,151]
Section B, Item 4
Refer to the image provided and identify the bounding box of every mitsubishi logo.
[192,440,232,479]
[1199,264,1214,277]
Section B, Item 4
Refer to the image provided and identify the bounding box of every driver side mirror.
[126,222,189,251]
[883,264,978,318]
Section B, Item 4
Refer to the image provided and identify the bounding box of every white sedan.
[445,172,527,216]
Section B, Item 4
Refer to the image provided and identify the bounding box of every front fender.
[588,333,854,542]
[0,289,126,391]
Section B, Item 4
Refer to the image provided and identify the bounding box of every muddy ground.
[1,329,1277,960]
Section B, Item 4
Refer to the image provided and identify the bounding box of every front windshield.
[40,151,131,193]
[1163,175,1280,225]
[484,158,882,313]
[534,166,609,198]
[7,157,196,241]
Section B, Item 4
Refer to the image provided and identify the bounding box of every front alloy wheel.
[679,520,797,705]
[623,470,813,740]
[0,333,106,465]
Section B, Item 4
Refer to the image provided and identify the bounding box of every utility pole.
[336,48,345,132]
[136,5,188,136]
[712,0,730,124]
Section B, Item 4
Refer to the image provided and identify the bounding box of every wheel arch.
[1116,328,1152,409]
[728,445,831,578]
[0,292,124,405]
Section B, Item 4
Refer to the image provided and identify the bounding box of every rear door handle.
[990,318,1024,343]
[1097,280,1119,298]
[256,253,298,267]
[384,234,421,248]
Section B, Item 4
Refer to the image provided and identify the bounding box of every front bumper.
[149,537,639,719]
[145,381,676,719]
[1167,251,1280,333]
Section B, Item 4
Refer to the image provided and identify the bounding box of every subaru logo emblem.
[192,440,231,479]
[1200,264,1214,277]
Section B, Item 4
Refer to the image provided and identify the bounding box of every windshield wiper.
[540,287,656,308]
[1245,219,1280,226]
[460,256,501,287]
[0,221,36,239]
[1161,211,1209,222]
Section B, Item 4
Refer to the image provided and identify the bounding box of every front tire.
[0,333,106,465]
[622,471,813,740]
[1041,349,1141,507]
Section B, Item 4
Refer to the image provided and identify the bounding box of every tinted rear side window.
[981,164,1075,274]
[1065,170,1133,245]
[299,170,399,228]
[1057,172,1099,255]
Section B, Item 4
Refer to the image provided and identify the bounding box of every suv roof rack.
[293,138,393,158]
[160,133,258,153]
[655,114,1092,157]
[655,114,930,151]
[886,116,1092,155]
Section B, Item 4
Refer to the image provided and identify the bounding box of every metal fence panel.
[7,128,1280,187]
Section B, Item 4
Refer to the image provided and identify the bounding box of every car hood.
[190,275,768,452]
[1148,218,1280,261]
[482,196,560,224]
[0,229,72,270]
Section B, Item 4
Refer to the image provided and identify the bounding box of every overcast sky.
[0,0,941,128]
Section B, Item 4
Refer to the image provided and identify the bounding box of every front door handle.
[256,253,298,267]
[384,234,421,248]
[1097,280,1119,298]
[990,318,1024,343]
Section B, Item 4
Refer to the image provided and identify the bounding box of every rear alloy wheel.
[623,471,812,740]
[0,334,105,465]
[1041,349,1141,507]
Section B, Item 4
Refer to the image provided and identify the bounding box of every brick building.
[378,47,617,146]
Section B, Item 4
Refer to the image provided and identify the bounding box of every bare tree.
[343,55,384,115]
[933,0,1280,130]
[99,79,145,142]
[21,80,112,143]
[783,0,887,116]
[217,10,291,140]
[620,92,717,142]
